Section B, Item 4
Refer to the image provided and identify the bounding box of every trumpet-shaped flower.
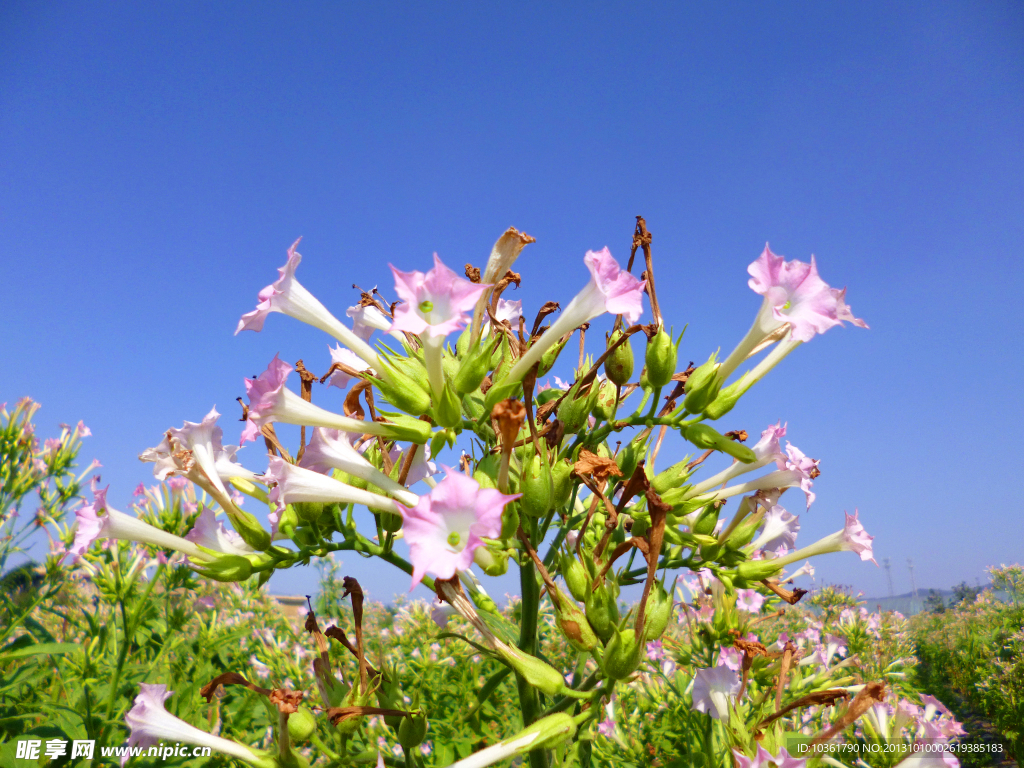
[326,344,373,389]
[263,457,404,514]
[387,443,439,486]
[69,488,208,563]
[122,684,264,767]
[736,589,766,613]
[774,510,876,567]
[347,299,394,340]
[184,508,254,558]
[236,239,378,367]
[168,407,237,498]
[389,254,490,339]
[749,506,800,552]
[733,745,807,768]
[240,355,420,444]
[298,427,418,505]
[777,444,819,507]
[397,468,518,588]
[690,665,741,720]
[688,421,788,496]
[507,248,645,382]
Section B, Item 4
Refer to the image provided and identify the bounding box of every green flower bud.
[550,459,574,510]
[538,334,570,377]
[454,336,500,395]
[557,380,597,433]
[492,335,515,383]
[592,379,618,421]
[616,438,644,480]
[585,580,620,642]
[497,645,567,696]
[227,509,272,551]
[602,626,644,679]
[692,503,721,536]
[683,352,722,413]
[373,359,432,416]
[374,669,402,728]
[514,713,577,752]
[380,511,403,533]
[642,580,675,641]
[287,707,317,743]
[193,554,253,583]
[559,552,590,603]
[434,382,463,429]
[604,330,634,386]
[629,513,650,538]
[390,352,431,394]
[520,454,552,518]
[499,501,520,540]
[481,379,521,421]
[398,711,428,750]
[275,504,300,539]
[335,684,376,736]
[681,423,756,464]
[456,325,473,358]
[551,592,598,651]
[736,558,784,582]
[644,327,681,388]
[703,379,745,420]
[375,412,434,445]
[651,458,694,495]
[722,510,765,549]
[293,501,323,525]
[473,541,510,576]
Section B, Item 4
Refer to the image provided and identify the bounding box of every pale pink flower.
[326,344,373,390]
[389,254,490,338]
[298,428,418,505]
[184,508,254,558]
[597,699,616,737]
[717,646,743,671]
[507,248,645,382]
[387,443,439,486]
[777,443,819,508]
[236,238,378,366]
[747,245,866,343]
[736,589,765,613]
[347,299,394,340]
[263,457,403,515]
[397,468,518,588]
[691,665,741,720]
[733,745,807,768]
[775,510,876,568]
[430,598,457,629]
[122,684,260,767]
[749,505,800,552]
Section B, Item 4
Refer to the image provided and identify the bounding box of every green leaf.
[0,642,79,662]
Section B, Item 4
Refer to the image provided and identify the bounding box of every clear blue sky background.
[2,2,1022,604]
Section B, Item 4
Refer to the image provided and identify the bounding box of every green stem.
[515,557,549,768]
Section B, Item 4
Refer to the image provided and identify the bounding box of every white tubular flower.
[184,508,254,558]
[168,407,235,498]
[773,510,877,567]
[507,248,645,383]
[347,299,401,341]
[298,427,418,506]
[263,457,404,514]
[236,238,380,369]
[688,421,787,496]
[447,713,574,768]
[748,505,800,552]
[69,488,209,563]
[122,684,268,767]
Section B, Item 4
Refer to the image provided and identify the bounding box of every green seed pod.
[538,334,570,377]
[193,554,254,583]
[226,509,271,551]
[398,711,428,750]
[602,626,644,679]
[735,557,784,584]
[454,336,500,395]
[499,501,519,540]
[652,459,694,495]
[692,504,721,536]
[551,591,598,651]
[604,330,634,386]
[616,437,643,480]
[592,378,618,421]
[380,511,403,533]
[558,379,599,433]
[293,501,324,525]
[585,580,620,642]
[703,379,744,420]
[682,423,756,464]
[497,645,567,696]
[287,707,317,743]
[644,327,680,388]
[550,459,574,509]
[520,454,552,518]
[456,325,473,358]
[373,359,432,417]
[642,580,675,641]
[722,510,765,550]
[683,353,722,414]
[559,552,590,603]
[473,542,510,576]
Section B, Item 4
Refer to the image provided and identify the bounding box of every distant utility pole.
[884,558,894,598]
[907,558,918,599]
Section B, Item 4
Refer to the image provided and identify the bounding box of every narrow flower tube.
[687,421,787,496]
[263,457,403,514]
[772,510,876,567]
[236,239,380,368]
[693,443,818,509]
[240,355,430,444]
[506,248,645,383]
[447,713,575,768]
[69,488,209,563]
[122,684,269,767]
[299,427,419,505]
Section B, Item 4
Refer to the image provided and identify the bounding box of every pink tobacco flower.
[397,468,518,588]
[347,299,394,340]
[122,684,260,767]
[298,428,418,505]
[263,457,403,515]
[749,505,800,552]
[717,646,743,671]
[733,745,807,768]
[184,508,254,558]
[236,238,378,367]
[775,509,876,567]
[688,421,789,497]
[326,344,372,389]
[389,254,490,338]
[777,443,819,508]
[507,248,645,383]
[691,665,741,720]
[736,589,766,613]
[747,245,867,343]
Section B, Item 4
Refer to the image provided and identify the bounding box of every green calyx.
[683,352,722,413]
[605,329,634,386]
[645,327,682,388]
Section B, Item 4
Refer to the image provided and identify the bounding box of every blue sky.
[2,2,1021,603]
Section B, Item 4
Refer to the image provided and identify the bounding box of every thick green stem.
[516,557,549,768]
